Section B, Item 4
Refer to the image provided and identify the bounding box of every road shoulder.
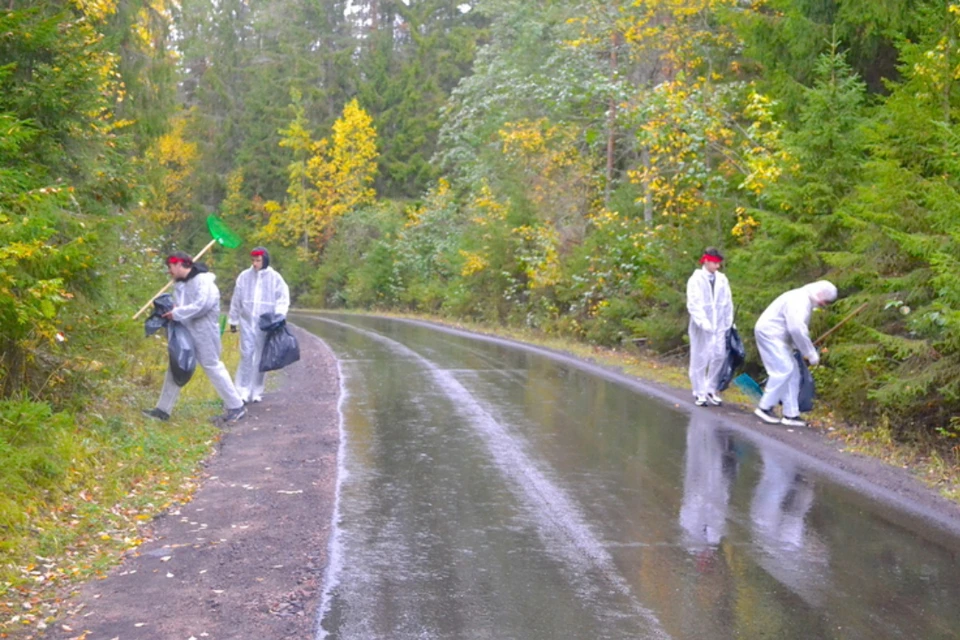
[50,326,339,640]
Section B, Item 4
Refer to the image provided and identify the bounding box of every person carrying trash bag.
[228,246,290,404]
[753,281,837,428]
[258,312,300,372]
[686,247,734,407]
[142,252,246,424]
[716,322,746,394]
[143,293,197,387]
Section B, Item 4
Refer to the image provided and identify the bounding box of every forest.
[3,0,960,554]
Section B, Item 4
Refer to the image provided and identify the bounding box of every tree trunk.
[605,31,621,207]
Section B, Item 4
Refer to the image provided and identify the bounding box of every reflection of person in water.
[750,448,829,605]
[679,413,739,553]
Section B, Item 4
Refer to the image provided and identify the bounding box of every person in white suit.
[753,280,837,427]
[686,247,734,407]
[228,247,290,404]
[143,252,246,424]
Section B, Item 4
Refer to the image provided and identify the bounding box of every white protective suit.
[228,261,290,403]
[156,268,244,414]
[754,281,837,417]
[686,266,734,397]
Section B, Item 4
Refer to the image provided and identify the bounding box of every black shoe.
[220,406,246,424]
[142,408,170,422]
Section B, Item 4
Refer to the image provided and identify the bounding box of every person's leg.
[196,334,244,411]
[781,365,802,418]
[249,329,268,402]
[705,331,727,395]
[756,336,796,411]
[688,324,709,399]
[155,368,181,415]
[234,324,258,403]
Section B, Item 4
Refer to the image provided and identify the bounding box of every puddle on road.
[295,313,960,640]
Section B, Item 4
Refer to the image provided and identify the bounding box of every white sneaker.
[695,395,708,407]
[754,407,780,424]
[706,392,722,406]
[781,416,806,428]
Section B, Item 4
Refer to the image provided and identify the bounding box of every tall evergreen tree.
[353,0,488,198]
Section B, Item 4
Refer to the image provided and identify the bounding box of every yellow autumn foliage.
[264,98,378,254]
[142,115,198,228]
[459,250,489,277]
[512,224,561,289]
[499,118,593,245]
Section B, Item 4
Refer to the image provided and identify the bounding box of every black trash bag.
[259,313,300,372]
[144,293,196,386]
[144,293,174,336]
[717,326,746,392]
[258,312,287,332]
[794,351,815,413]
[167,320,197,387]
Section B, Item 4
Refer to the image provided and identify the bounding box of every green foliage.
[0,192,92,396]
[356,0,489,198]
[307,203,405,308]
[0,400,78,538]
[305,0,960,440]
[0,0,172,401]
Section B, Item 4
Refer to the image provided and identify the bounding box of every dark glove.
[229,324,237,333]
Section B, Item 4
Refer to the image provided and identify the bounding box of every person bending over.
[753,281,837,428]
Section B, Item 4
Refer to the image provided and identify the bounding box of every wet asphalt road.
[295,313,960,640]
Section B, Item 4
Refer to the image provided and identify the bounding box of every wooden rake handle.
[814,302,869,347]
[131,238,219,320]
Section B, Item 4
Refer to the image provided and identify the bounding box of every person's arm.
[228,274,243,326]
[173,278,218,322]
[784,295,817,361]
[274,274,291,317]
[686,273,712,332]
[722,276,734,331]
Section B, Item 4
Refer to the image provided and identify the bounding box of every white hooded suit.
[229,260,290,403]
[156,268,244,414]
[754,281,837,417]
[686,266,734,398]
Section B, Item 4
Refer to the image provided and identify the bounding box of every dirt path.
[49,326,339,640]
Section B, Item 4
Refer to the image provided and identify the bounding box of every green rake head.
[733,373,763,400]
[207,215,243,249]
